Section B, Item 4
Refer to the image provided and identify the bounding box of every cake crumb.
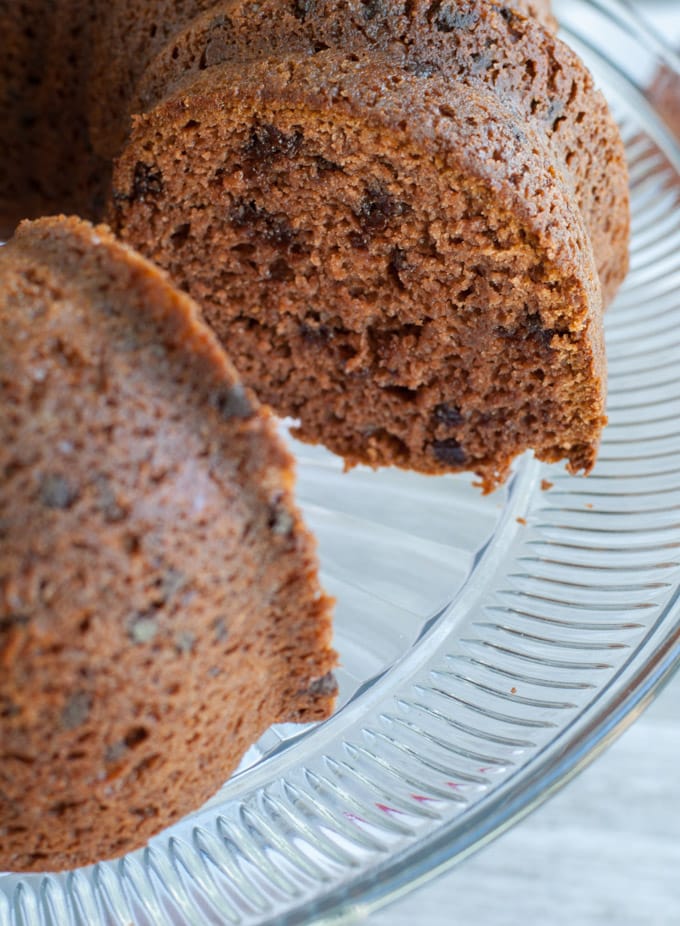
[516,516,527,526]
[511,687,517,695]
[541,479,553,491]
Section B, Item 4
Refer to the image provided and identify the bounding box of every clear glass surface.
[2,1,680,922]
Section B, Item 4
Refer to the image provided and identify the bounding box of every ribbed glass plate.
[3,1,680,923]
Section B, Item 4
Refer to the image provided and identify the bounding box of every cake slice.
[0,215,336,873]
[109,0,626,489]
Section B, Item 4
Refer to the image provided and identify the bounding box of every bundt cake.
[1,0,554,235]
[124,0,624,302]
[0,0,632,876]
[106,0,628,489]
[1,2,628,489]
[0,215,336,872]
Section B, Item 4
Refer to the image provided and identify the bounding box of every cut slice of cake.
[109,0,627,488]
[0,215,336,872]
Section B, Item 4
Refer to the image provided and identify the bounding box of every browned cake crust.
[129,0,627,305]
[86,0,556,162]
[0,216,336,872]
[111,49,607,489]
[107,0,627,489]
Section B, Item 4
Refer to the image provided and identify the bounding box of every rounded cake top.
[0,215,335,873]
[2,214,257,404]
[0,213,295,660]
[127,0,627,306]
[0,211,297,610]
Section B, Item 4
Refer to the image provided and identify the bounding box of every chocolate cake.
[0,215,336,873]
[109,0,628,489]
[0,0,553,235]
[126,0,625,303]
[0,0,634,877]
[87,0,557,161]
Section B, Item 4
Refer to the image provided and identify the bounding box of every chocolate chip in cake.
[94,475,126,523]
[307,672,338,696]
[131,162,164,200]
[291,0,315,20]
[229,204,258,234]
[358,185,411,233]
[157,568,186,603]
[1,698,20,719]
[300,321,332,345]
[407,60,439,78]
[430,2,480,32]
[175,630,196,654]
[268,505,295,537]
[48,801,85,818]
[432,438,467,465]
[243,124,303,170]
[104,740,127,764]
[211,384,253,420]
[212,617,229,643]
[124,727,149,749]
[0,614,29,633]
[434,403,464,427]
[525,312,558,349]
[229,200,296,248]
[360,0,385,19]
[127,614,159,645]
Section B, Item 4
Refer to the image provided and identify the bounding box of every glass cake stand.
[2,1,680,922]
